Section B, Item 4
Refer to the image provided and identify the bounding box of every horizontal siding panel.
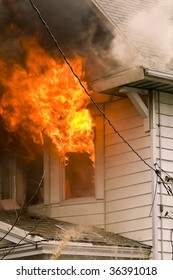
[159,103,173,116]
[105,98,134,113]
[158,252,172,260]
[160,160,173,173]
[105,170,151,190]
[49,201,104,218]
[106,217,152,234]
[157,148,173,161]
[104,96,153,251]
[105,136,150,157]
[159,217,173,229]
[106,194,151,213]
[57,214,104,226]
[159,126,173,138]
[106,205,151,224]
[160,115,173,128]
[106,182,151,201]
[105,148,151,168]
[105,160,150,179]
[158,228,173,242]
[159,92,173,105]
[105,115,143,135]
[157,137,173,150]
[157,187,173,196]
[105,127,148,146]
[105,108,138,124]
[120,229,152,244]
[158,240,173,254]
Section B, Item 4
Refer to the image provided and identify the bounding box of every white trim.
[149,92,159,259]
[0,239,151,260]
[0,221,43,244]
[43,115,105,206]
[126,92,148,119]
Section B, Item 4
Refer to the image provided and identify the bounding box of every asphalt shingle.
[92,0,173,73]
[0,211,150,249]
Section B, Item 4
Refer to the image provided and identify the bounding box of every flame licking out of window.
[0,37,95,161]
[0,36,96,200]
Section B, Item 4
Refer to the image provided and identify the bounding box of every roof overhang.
[91,67,173,94]
[0,240,151,260]
[0,221,151,260]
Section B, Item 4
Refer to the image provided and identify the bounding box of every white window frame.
[43,114,104,206]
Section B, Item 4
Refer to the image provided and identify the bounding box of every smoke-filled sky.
[128,0,173,70]
[1,0,173,81]
[0,0,118,81]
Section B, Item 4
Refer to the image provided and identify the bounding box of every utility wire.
[1,215,44,260]
[2,0,172,258]
[29,0,173,202]
[0,163,47,254]
[29,0,155,174]
[0,197,26,243]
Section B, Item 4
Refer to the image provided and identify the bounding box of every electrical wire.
[1,0,171,259]
[28,0,156,174]
[0,163,47,258]
[1,214,44,260]
[154,163,173,195]
[28,0,173,199]
[0,197,26,242]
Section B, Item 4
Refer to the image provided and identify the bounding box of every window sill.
[60,196,103,206]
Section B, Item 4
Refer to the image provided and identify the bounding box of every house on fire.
[1,0,173,260]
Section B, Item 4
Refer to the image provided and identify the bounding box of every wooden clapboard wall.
[156,92,173,260]
[104,97,153,245]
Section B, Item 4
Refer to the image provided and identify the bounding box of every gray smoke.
[0,0,116,80]
[128,0,173,70]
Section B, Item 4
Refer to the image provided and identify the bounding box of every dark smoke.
[0,0,115,80]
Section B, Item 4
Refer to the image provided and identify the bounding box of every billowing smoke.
[128,0,173,70]
[0,0,116,80]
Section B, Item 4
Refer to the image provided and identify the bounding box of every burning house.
[0,0,173,260]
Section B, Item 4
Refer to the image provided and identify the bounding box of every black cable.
[1,214,44,260]
[0,163,47,253]
[0,197,26,243]
[28,0,156,174]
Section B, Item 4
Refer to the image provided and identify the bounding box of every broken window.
[64,152,95,200]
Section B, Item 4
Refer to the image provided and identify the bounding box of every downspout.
[150,90,159,259]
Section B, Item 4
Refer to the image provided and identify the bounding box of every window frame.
[43,113,104,206]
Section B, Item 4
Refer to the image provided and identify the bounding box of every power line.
[28,0,155,174]
[0,163,47,258]
[1,214,44,260]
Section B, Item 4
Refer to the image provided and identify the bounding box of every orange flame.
[0,37,95,161]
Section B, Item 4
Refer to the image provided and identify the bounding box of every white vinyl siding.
[104,97,152,244]
[40,114,105,226]
[156,91,173,260]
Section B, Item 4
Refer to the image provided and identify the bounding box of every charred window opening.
[65,152,95,200]
[26,155,44,205]
[0,153,12,200]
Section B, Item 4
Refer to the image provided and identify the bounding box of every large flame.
[0,37,95,162]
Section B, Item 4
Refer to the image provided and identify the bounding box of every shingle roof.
[0,211,150,249]
[92,0,173,73]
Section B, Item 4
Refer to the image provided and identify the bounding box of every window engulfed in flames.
[0,37,95,164]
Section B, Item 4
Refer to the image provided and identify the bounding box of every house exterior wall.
[156,91,173,260]
[30,91,173,260]
[38,114,105,227]
[0,155,26,205]
[104,97,153,246]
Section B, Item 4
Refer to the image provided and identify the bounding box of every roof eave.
[0,240,151,260]
[91,67,173,94]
